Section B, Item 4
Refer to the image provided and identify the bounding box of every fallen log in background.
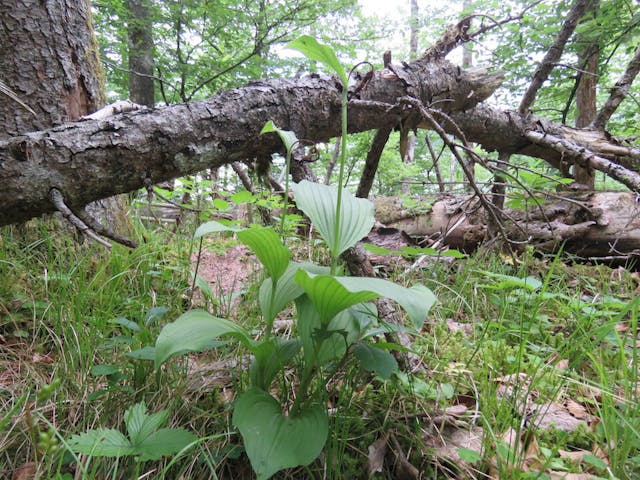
[375,191,640,260]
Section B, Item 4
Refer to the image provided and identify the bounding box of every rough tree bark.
[0,0,104,136]
[127,0,155,108]
[1,11,640,260]
[0,61,503,226]
[0,0,131,240]
[573,0,599,187]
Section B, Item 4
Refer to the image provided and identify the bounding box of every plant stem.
[264,278,278,341]
[291,363,314,415]
[330,89,348,275]
[291,338,323,415]
[279,149,292,242]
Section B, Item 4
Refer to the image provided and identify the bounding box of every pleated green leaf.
[295,270,378,324]
[155,310,252,368]
[287,35,347,86]
[233,387,328,480]
[297,271,436,330]
[237,227,290,282]
[261,121,298,152]
[292,181,374,257]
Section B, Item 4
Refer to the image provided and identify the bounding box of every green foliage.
[292,180,375,258]
[152,37,437,479]
[68,402,196,461]
[93,0,361,103]
[232,388,328,480]
[154,309,252,368]
[287,35,348,85]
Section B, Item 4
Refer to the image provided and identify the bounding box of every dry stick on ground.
[518,0,594,114]
[593,43,640,130]
[389,432,420,479]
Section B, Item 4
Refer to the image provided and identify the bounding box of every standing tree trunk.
[574,0,599,187]
[127,0,155,108]
[0,0,105,137]
[400,0,419,195]
[461,0,476,193]
[0,0,131,242]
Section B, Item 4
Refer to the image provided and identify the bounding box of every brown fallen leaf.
[530,402,588,433]
[564,398,588,420]
[488,427,543,478]
[424,424,483,472]
[12,462,35,480]
[367,434,389,477]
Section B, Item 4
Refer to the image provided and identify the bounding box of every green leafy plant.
[68,402,196,463]
[153,36,437,479]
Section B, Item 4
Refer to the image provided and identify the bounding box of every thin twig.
[400,97,514,246]
[48,188,112,248]
[75,207,137,248]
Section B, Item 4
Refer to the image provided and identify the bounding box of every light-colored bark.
[375,191,640,259]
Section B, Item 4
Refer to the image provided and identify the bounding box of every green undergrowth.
[1,218,639,479]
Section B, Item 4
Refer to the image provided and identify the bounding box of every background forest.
[1,0,640,479]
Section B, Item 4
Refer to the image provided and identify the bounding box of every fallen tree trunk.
[0,60,502,226]
[2,52,640,226]
[375,191,640,260]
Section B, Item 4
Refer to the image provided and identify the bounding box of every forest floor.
[1,217,640,479]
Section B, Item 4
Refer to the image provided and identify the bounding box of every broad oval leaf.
[259,262,330,322]
[261,121,298,152]
[335,277,436,330]
[292,181,374,257]
[353,342,398,380]
[237,227,290,282]
[155,310,252,368]
[126,346,155,361]
[287,35,347,86]
[295,295,360,366]
[194,220,239,238]
[296,272,436,329]
[233,387,328,480]
[295,270,378,323]
[316,309,360,365]
[249,338,301,390]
